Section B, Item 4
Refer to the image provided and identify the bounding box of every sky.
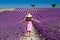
[0,0,60,8]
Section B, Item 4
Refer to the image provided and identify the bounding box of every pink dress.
[27,21,32,31]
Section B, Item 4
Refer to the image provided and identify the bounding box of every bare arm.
[19,17,26,22]
[32,18,40,23]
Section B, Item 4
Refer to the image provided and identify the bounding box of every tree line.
[31,3,56,8]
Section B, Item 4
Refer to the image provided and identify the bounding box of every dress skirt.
[27,21,32,31]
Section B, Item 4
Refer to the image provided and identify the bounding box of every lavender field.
[0,8,60,40]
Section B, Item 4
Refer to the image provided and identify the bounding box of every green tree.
[31,4,36,7]
[51,4,56,8]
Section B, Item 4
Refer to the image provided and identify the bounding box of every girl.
[19,13,40,37]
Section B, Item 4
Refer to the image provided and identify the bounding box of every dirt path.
[20,26,45,40]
